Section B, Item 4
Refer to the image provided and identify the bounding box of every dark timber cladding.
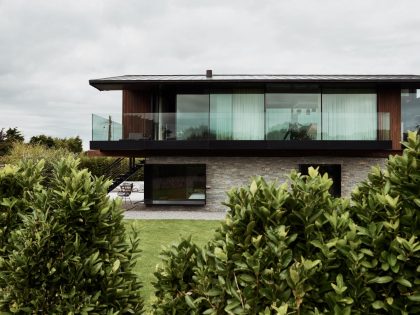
[122,90,152,139]
[377,87,401,150]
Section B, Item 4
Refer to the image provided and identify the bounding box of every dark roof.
[89,74,420,90]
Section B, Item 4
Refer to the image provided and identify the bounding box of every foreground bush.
[0,157,143,314]
[154,170,356,314]
[153,133,420,314]
[351,130,420,314]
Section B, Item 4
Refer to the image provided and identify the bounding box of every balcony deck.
[90,139,393,157]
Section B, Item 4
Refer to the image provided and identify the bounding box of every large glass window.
[144,164,206,205]
[265,93,321,140]
[210,94,233,140]
[210,90,264,140]
[176,95,209,140]
[322,90,377,140]
[401,89,420,141]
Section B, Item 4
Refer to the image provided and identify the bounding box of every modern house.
[90,72,420,211]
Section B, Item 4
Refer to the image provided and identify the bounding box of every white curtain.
[232,91,264,140]
[322,93,377,140]
[210,94,233,140]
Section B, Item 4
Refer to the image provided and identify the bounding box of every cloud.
[0,0,419,149]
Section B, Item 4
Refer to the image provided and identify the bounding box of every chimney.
[206,69,213,78]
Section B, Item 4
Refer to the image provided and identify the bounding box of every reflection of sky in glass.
[176,95,209,140]
[92,114,122,140]
[417,89,420,98]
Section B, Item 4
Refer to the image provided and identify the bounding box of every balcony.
[90,112,392,155]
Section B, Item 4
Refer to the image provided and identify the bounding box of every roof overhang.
[89,74,420,91]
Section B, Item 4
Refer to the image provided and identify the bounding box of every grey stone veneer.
[141,156,387,212]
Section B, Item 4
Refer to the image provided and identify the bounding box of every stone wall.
[139,156,387,212]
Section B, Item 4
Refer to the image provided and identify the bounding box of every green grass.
[126,219,221,311]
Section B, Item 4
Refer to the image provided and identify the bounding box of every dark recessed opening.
[299,164,341,197]
[144,164,206,205]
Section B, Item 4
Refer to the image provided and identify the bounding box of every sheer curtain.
[322,93,377,140]
[232,91,264,140]
[210,94,233,140]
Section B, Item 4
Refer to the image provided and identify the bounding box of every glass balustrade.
[91,112,391,141]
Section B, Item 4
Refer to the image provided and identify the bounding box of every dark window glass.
[266,93,321,140]
[401,89,420,141]
[144,164,206,205]
[299,164,341,197]
[176,95,209,140]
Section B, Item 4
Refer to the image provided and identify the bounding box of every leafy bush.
[79,156,119,178]
[78,156,144,181]
[0,157,143,314]
[0,160,44,257]
[350,130,420,314]
[0,142,73,175]
[153,170,357,314]
[153,131,420,314]
[153,237,201,314]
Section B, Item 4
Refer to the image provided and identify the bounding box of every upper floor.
[90,72,420,156]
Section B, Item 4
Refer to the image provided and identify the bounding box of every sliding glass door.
[265,93,321,140]
[210,90,264,140]
[322,90,377,140]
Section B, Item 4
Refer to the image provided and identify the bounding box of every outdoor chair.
[117,183,133,203]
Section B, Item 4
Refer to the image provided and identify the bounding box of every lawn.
[126,219,222,311]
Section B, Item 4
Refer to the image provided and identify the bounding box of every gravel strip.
[124,210,226,220]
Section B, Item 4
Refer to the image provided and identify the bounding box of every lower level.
[139,156,387,212]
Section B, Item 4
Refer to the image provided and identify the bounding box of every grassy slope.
[126,219,221,310]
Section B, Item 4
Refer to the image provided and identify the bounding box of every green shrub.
[153,237,201,314]
[153,131,420,314]
[153,171,357,314]
[79,156,119,178]
[0,157,143,314]
[79,156,144,181]
[0,142,73,177]
[351,130,420,314]
[0,160,44,258]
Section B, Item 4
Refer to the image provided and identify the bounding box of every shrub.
[79,156,144,181]
[0,142,73,177]
[153,131,420,314]
[153,237,201,314]
[351,130,420,314]
[0,160,44,258]
[0,157,143,314]
[153,171,357,314]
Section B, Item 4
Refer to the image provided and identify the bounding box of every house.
[89,71,420,211]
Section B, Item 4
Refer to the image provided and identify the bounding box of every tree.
[0,127,24,156]
[30,135,83,153]
[29,134,55,148]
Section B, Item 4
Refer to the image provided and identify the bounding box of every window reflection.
[401,89,420,141]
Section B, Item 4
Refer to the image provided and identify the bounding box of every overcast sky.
[1,0,420,150]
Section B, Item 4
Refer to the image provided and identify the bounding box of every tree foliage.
[0,157,143,314]
[30,135,83,153]
[0,127,24,156]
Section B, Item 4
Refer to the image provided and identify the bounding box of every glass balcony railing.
[92,112,391,141]
[92,113,122,141]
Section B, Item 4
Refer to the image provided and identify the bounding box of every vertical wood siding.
[122,90,152,139]
[377,87,401,150]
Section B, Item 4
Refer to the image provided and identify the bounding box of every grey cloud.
[0,0,420,149]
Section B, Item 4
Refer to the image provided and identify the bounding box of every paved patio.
[109,181,226,220]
